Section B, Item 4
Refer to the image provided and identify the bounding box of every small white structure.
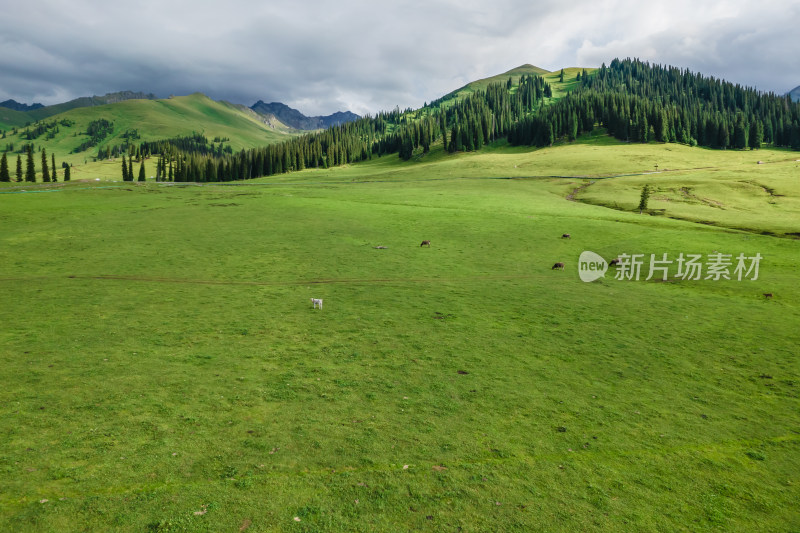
[310,298,323,309]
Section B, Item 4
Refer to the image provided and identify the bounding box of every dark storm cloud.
[0,0,796,116]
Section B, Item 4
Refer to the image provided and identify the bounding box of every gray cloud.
[0,0,796,116]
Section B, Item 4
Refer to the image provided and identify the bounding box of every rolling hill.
[431,63,595,108]
[0,93,299,169]
[0,91,159,128]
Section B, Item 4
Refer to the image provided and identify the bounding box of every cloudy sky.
[1,0,797,116]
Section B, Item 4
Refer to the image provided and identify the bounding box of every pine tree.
[138,159,146,181]
[559,69,565,82]
[16,154,22,182]
[128,158,133,181]
[64,164,71,181]
[122,155,129,181]
[51,153,57,181]
[749,120,763,149]
[25,146,36,182]
[638,184,651,214]
[656,110,669,142]
[568,112,578,141]
[41,149,50,182]
[0,152,9,182]
[733,115,747,149]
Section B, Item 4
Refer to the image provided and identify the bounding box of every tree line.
[0,146,70,182]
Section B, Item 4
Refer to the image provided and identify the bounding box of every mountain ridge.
[0,99,44,112]
[250,101,359,130]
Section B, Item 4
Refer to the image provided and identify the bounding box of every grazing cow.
[610,258,621,266]
[763,293,773,299]
[552,262,565,270]
[420,240,431,247]
[310,298,323,309]
[561,233,571,239]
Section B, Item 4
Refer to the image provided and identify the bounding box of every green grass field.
[1,139,798,531]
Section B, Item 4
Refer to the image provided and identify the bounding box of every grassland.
[1,138,798,531]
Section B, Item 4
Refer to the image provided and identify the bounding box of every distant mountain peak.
[250,101,359,130]
[788,85,800,102]
[0,99,44,112]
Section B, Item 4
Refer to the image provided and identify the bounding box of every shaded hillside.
[789,85,800,103]
[251,101,359,130]
[0,99,44,112]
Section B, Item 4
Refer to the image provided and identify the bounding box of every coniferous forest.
[120,58,800,183]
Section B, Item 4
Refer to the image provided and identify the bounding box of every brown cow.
[609,258,621,266]
[420,240,431,247]
[552,262,565,270]
[561,233,571,239]
[764,293,773,299]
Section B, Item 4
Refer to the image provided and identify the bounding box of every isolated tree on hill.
[64,164,71,181]
[16,154,23,182]
[41,149,50,182]
[638,184,651,214]
[559,69,565,82]
[0,153,9,182]
[25,146,36,182]
[51,153,57,181]
[138,159,145,181]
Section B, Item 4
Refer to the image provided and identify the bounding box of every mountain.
[788,85,800,103]
[0,99,44,112]
[250,101,359,130]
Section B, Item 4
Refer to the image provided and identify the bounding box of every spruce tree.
[0,152,9,182]
[128,158,133,181]
[138,160,146,181]
[749,120,763,149]
[122,155,128,181]
[41,149,50,182]
[568,112,578,141]
[51,153,57,181]
[16,154,22,182]
[64,164,71,181]
[638,184,651,214]
[25,146,36,182]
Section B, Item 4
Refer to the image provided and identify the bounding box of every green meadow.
[1,139,798,531]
